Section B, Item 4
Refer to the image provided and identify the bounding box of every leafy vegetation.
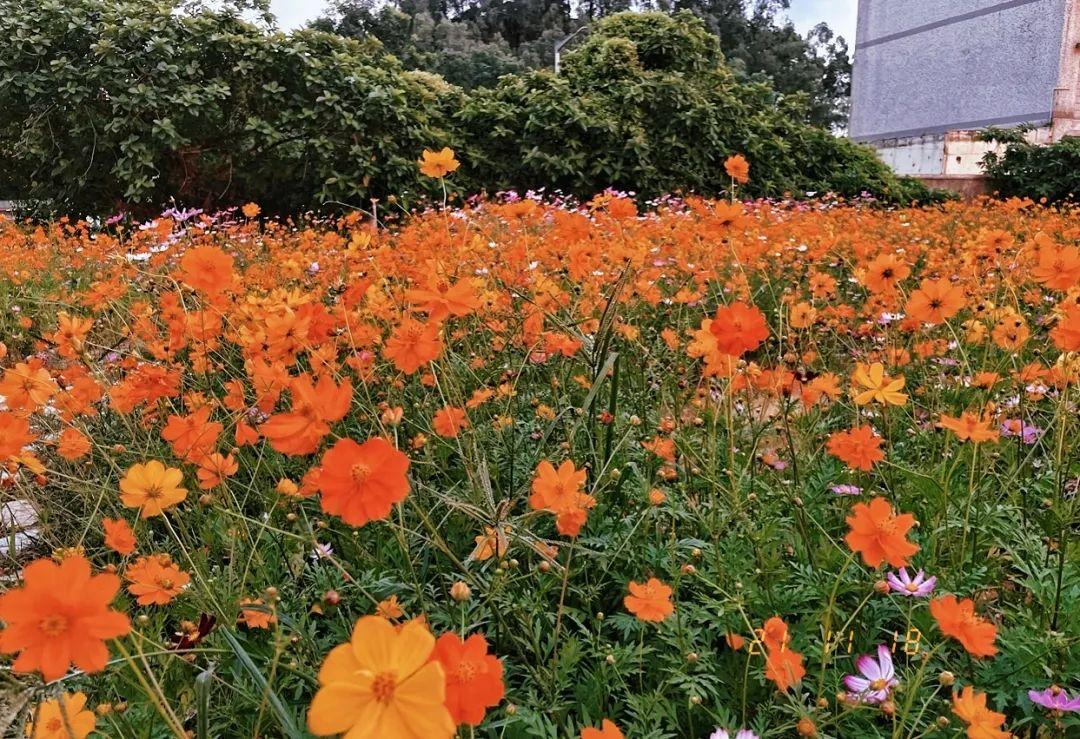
[0,0,930,217]
[980,128,1080,204]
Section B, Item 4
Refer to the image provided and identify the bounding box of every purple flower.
[843,644,897,704]
[831,484,862,496]
[886,568,937,597]
[709,730,758,739]
[1028,686,1080,712]
[1000,419,1042,445]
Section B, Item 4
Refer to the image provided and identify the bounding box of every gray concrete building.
[850,0,1080,191]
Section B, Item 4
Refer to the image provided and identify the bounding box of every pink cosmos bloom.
[1028,686,1080,712]
[843,644,898,705]
[886,567,937,597]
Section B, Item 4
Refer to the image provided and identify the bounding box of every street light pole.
[554,26,588,75]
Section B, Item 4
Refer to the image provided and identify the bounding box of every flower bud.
[450,581,471,602]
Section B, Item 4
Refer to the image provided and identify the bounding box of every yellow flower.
[307,616,454,738]
[119,460,187,518]
[851,362,908,406]
[26,692,96,739]
[418,147,460,178]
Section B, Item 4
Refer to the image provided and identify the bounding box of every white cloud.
[269,0,327,29]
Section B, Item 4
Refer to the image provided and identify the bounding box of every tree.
[313,0,851,127]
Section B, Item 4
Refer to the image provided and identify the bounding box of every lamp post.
[554,26,588,75]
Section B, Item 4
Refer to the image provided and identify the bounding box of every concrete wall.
[850,0,1067,143]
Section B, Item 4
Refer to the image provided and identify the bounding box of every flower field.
[1,182,1079,738]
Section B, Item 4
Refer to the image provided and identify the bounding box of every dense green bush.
[0,1,932,215]
[981,128,1080,203]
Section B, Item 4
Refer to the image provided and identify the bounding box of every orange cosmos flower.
[238,598,277,629]
[906,278,965,324]
[317,437,410,527]
[937,411,1000,443]
[581,719,624,739]
[196,452,239,489]
[102,518,136,555]
[56,427,92,460]
[26,691,96,739]
[432,406,469,438]
[50,311,93,358]
[826,425,885,471]
[529,459,595,537]
[930,595,998,658]
[161,406,222,462]
[119,460,187,518]
[0,555,130,682]
[844,497,919,568]
[418,147,460,178]
[375,595,405,620]
[1051,305,1080,352]
[0,412,35,459]
[862,254,910,293]
[709,301,769,356]
[384,318,444,374]
[761,616,805,692]
[307,616,454,738]
[241,202,261,218]
[624,578,674,622]
[260,373,352,456]
[0,361,57,412]
[405,280,481,323]
[1032,244,1080,291]
[179,245,234,295]
[852,362,908,406]
[125,554,190,606]
[724,154,750,184]
[432,633,505,726]
[952,685,1010,738]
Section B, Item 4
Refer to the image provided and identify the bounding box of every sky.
[269,0,859,44]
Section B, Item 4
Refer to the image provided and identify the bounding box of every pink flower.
[886,568,937,597]
[843,645,897,704]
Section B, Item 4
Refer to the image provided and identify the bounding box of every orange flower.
[406,280,481,323]
[179,245,234,295]
[0,362,56,411]
[862,253,910,293]
[196,452,239,489]
[937,411,1000,443]
[241,202,261,218]
[906,278,965,324]
[581,719,624,739]
[317,437,410,527]
[761,616,805,692]
[238,598,277,629]
[952,685,1010,738]
[930,595,998,658]
[0,412,35,459]
[102,518,136,555]
[826,425,885,471]
[432,406,469,438]
[56,427,92,460]
[844,497,919,568]
[260,373,352,456]
[724,154,750,184]
[307,616,454,738]
[0,555,130,682]
[1051,305,1080,352]
[418,147,460,178]
[125,554,190,605]
[375,595,405,619]
[384,318,444,374]
[852,362,908,406]
[624,578,674,622]
[119,460,187,518]
[1032,244,1080,291]
[161,406,222,462]
[26,691,96,739]
[529,459,595,537]
[432,633,505,725]
[709,301,769,356]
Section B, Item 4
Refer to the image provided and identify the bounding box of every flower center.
[46,718,64,732]
[159,578,174,590]
[869,678,888,691]
[455,660,479,683]
[350,463,371,484]
[144,484,163,500]
[371,671,397,704]
[40,614,69,637]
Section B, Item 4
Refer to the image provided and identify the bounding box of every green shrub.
[0,2,933,215]
[980,129,1080,203]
